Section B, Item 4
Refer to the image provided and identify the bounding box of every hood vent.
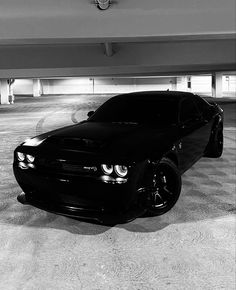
[46,136,104,152]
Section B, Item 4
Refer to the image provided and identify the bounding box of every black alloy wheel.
[138,158,181,216]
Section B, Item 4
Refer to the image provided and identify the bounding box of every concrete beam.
[0,39,235,78]
[0,33,235,46]
[1,64,236,80]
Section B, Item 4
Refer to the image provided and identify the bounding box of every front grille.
[37,158,62,170]
[36,157,97,175]
[62,163,97,173]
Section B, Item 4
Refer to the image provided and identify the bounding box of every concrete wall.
[191,76,212,93]
[94,77,174,94]
[12,75,236,96]
[12,77,182,94]
[223,75,236,92]
[13,79,33,95]
[42,78,93,94]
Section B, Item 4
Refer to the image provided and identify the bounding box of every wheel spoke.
[162,185,173,196]
[137,187,146,194]
[152,191,165,207]
[150,168,175,207]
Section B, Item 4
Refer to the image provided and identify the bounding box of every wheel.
[138,158,182,216]
[204,122,223,158]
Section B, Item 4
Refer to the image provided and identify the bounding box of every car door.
[177,97,209,173]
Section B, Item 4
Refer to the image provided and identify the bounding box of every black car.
[13,91,223,224]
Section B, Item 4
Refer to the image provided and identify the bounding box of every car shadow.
[1,150,235,235]
[1,174,235,235]
[0,186,115,235]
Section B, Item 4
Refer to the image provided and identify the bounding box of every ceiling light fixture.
[95,0,111,10]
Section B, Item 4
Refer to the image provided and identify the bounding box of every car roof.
[112,91,196,102]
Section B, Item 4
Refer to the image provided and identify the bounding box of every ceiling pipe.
[103,42,114,56]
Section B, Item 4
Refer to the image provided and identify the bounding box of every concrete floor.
[0,95,235,290]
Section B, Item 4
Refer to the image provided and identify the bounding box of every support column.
[178,76,191,92]
[0,80,10,104]
[33,79,41,97]
[212,72,223,98]
[170,77,177,91]
[187,76,192,92]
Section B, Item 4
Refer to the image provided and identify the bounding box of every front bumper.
[17,191,143,224]
[13,164,146,224]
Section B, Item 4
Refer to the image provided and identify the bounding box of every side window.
[194,96,210,115]
[179,98,200,123]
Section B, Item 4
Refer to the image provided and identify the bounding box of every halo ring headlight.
[101,164,113,175]
[16,152,25,161]
[26,154,35,163]
[114,165,128,177]
[19,162,28,169]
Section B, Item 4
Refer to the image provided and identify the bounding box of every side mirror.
[87,111,95,118]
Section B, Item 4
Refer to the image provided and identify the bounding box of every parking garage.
[0,0,236,289]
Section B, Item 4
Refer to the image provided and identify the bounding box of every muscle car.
[13,91,223,224]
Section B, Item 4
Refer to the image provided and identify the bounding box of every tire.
[138,157,182,216]
[204,122,223,158]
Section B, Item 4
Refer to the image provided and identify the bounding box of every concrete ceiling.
[0,0,235,78]
[0,0,235,43]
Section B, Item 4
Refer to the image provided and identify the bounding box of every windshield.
[88,96,178,125]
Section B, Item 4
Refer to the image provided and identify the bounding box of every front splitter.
[17,192,145,225]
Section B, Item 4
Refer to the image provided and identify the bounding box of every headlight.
[101,164,113,175]
[19,162,28,170]
[114,165,128,177]
[26,154,35,163]
[16,152,25,161]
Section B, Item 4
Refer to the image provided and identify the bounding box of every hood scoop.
[46,136,104,152]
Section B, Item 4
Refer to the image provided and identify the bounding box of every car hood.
[51,121,140,140]
[24,121,178,161]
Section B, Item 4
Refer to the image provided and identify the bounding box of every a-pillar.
[0,79,10,104]
[212,72,223,98]
[33,79,41,97]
